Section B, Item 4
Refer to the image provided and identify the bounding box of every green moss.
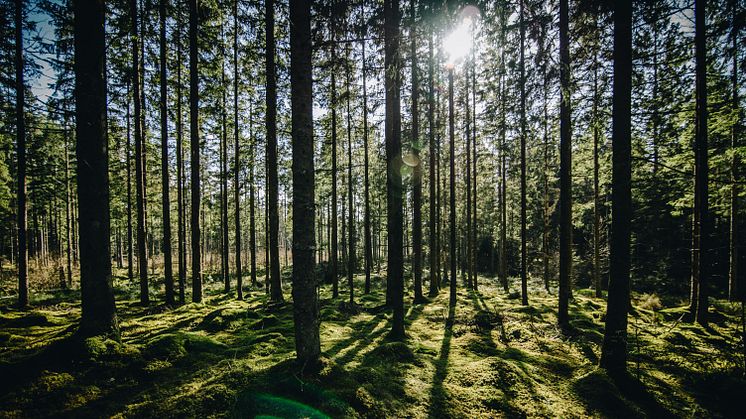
[572,370,644,418]
[1,275,743,418]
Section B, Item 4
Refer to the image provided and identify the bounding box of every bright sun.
[444,17,473,66]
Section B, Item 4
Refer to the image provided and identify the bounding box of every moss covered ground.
[0,269,744,418]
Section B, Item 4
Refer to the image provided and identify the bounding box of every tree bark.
[499,5,508,293]
[65,118,74,287]
[189,0,202,303]
[131,0,149,305]
[15,0,28,309]
[448,68,457,309]
[385,0,405,339]
[361,13,373,295]
[221,26,230,294]
[159,0,174,305]
[471,37,478,292]
[465,47,472,291]
[289,0,320,370]
[73,0,119,338]
[519,0,528,306]
[330,19,339,300]
[592,24,602,298]
[233,0,243,300]
[176,8,186,304]
[345,44,356,305]
[265,0,282,303]
[427,18,438,297]
[728,0,739,302]
[693,0,709,326]
[250,103,258,287]
[600,0,632,373]
[558,0,572,327]
[411,0,423,303]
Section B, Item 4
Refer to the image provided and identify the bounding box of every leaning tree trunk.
[600,0,632,374]
[289,0,320,370]
[73,0,119,338]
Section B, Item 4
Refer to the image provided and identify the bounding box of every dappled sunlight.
[1,270,744,417]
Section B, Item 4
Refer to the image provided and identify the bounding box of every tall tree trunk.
[448,67,457,308]
[15,0,28,309]
[728,0,739,302]
[471,37,478,292]
[265,180,270,294]
[385,0,405,339]
[427,18,438,297]
[499,5,508,293]
[361,14,373,295]
[464,47,472,291]
[592,28,602,298]
[233,0,243,300]
[176,9,186,304]
[345,44,356,305]
[558,0,572,327]
[600,0,632,373]
[189,0,202,303]
[693,0,709,326]
[131,0,149,305]
[265,0,282,303]
[411,0,424,303]
[250,103,258,287]
[159,0,174,305]
[73,0,119,338]
[542,69,550,293]
[65,118,74,287]
[221,28,230,294]
[289,0,320,369]
[330,21,339,300]
[519,0,528,306]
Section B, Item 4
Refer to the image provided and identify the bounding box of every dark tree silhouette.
[385,0,405,339]
[73,0,119,338]
[600,0,632,373]
[289,0,320,370]
[189,0,202,303]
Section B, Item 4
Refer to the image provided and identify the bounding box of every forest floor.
[0,267,745,418]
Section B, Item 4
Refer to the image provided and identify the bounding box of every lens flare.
[444,17,472,65]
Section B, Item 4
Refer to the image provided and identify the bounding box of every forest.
[0,0,745,417]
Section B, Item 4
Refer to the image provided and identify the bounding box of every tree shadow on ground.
[427,303,455,418]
